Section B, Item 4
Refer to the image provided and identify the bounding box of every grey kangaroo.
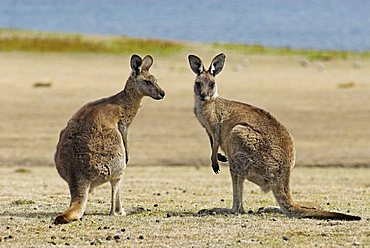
[188,53,360,220]
[54,54,165,224]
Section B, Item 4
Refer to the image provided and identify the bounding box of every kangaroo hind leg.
[110,178,126,216]
[54,178,90,224]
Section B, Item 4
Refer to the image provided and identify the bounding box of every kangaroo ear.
[142,55,153,71]
[188,55,204,75]
[209,53,226,76]
[130,54,142,74]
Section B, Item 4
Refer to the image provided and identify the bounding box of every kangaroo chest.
[194,101,220,137]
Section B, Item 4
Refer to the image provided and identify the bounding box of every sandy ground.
[0,50,369,247]
[1,51,370,168]
[0,166,369,247]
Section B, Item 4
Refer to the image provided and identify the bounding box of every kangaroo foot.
[110,207,126,216]
[257,206,283,214]
[54,201,85,225]
[54,213,80,225]
[125,206,145,215]
[198,207,244,215]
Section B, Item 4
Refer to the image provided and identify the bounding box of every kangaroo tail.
[272,178,361,221]
[286,205,361,221]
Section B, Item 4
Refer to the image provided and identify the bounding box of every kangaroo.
[188,53,361,221]
[54,54,165,224]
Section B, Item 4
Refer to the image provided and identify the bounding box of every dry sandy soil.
[0,50,369,247]
[0,166,369,247]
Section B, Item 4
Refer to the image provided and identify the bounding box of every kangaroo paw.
[217,153,228,162]
[212,163,220,174]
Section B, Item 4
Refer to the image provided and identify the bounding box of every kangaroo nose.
[159,90,165,98]
[200,93,207,101]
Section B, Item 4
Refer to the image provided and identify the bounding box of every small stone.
[61,228,66,232]
[65,243,70,246]
[241,224,247,228]
[90,241,96,246]
[221,199,224,202]
[138,235,144,240]
[326,202,330,205]
[103,226,109,230]
[154,204,158,207]
[96,238,103,244]
[49,225,53,229]
[156,193,161,196]
[166,213,171,218]
[114,235,121,240]
[353,241,360,246]
[126,237,130,240]
[272,218,277,221]
[97,227,102,230]
[51,241,56,245]
[106,235,112,241]
[121,228,126,232]
[283,236,289,241]
[6,226,10,230]
[51,236,56,240]
[247,210,253,214]
[155,219,160,223]
[8,235,13,239]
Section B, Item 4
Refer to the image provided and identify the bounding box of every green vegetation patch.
[14,168,32,173]
[0,29,184,55]
[213,42,369,61]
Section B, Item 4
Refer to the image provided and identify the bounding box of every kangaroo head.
[188,53,225,101]
[130,54,165,100]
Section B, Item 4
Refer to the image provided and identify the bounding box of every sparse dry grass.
[0,166,369,247]
[0,31,370,247]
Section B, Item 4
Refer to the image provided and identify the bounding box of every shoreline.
[1,28,369,59]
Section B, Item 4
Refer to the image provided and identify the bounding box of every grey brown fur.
[54,55,165,224]
[188,53,361,221]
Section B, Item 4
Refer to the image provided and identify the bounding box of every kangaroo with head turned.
[188,53,360,220]
[54,54,165,224]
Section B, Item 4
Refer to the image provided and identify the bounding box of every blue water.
[1,0,370,51]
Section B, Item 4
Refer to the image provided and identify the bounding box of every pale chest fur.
[194,99,221,136]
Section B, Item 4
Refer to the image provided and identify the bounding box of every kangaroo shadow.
[0,210,60,220]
